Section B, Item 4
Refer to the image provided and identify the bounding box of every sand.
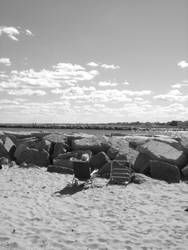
[0,165,188,250]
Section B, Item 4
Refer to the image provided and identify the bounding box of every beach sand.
[0,165,188,250]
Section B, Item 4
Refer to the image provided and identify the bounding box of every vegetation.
[0,121,188,130]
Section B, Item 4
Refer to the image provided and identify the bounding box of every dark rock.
[9,145,16,161]
[150,160,181,183]
[52,142,67,159]
[0,142,9,158]
[17,147,50,167]
[133,153,151,174]
[98,162,111,178]
[90,151,110,170]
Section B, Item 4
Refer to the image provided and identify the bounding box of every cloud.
[0,58,11,66]
[0,63,99,92]
[177,60,188,68]
[98,81,117,87]
[87,62,99,67]
[0,26,34,41]
[25,29,34,36]
[101,64,120,69]
[0,26,20,41]
[171,83,188,88]
[8,89,46,96]
[154,89,188,102]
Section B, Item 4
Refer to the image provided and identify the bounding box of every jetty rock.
[137,140,187,169]
[150,160,181,183]
[71,135,110,154]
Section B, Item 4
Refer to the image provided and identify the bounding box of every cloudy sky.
[0,0,188,123]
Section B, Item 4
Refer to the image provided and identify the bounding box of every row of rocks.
[0,131,188,183]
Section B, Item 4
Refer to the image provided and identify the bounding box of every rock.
[0,165,2,169]
[17,148,50,167]
[52,142,67,159]
[180,136,188,155]
[98,162,111,178]
[72,136,109,154]
[153,136,183,151]
[124,135,150,149]
[150,160,181,183]
[90,151,110,170]
[131,173,149,184]
[181,165,188,177]
[137,140,187,168]
[0,142,9,158]
[14,144,27,161]
[47,165,73,174]
[107,136,129,160]
[133,153,151,174]
[9,145,16,161]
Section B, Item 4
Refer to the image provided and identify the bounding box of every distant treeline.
[0,120,188,130]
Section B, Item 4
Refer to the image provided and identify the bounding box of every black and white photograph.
[0,0,188,249]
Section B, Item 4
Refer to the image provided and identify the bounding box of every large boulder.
[0,142,9,158]
[133,153,151,174]
[153,136,183,151]
[72,136,109,154]
[179,136,188,155]
[137,140,187,168]
[150,160,181,183]
[90,151,110,170]
[17,147,50,167]
[51,142,67,159]
[98,162,111,178]
[107,136,129,160]
[124,135,150,149]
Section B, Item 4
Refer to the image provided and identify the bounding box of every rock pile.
[0,131,188,183]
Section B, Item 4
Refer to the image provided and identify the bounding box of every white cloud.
[0,63,99,92]
[0,26,20,41]
[171,83,188,88]
[177,60,188,68]
[87,62,99,67]
[154,89,188,102]
[25,29,33,36]
[0,26,34,41]
[98,81,117,87]
[122,81,130,85]
[0,58,11,66]
[101,64,120,69]
[8,89,46,96]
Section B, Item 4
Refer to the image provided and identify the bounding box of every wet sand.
[0,165,188,250]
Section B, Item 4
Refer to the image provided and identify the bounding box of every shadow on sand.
[52,183,90,196]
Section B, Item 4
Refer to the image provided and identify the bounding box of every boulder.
[181,165,188,178]
[150,160,181,183]
[0,142,9,158]
[153,136,183,151]
[90,152,110,170]
[72,136,109,154]
[51,142,67,159]
[179,136,188,155]
[17,147,50,167]
[137,140,187,168]
[133,153,151,174]
[98,162,111,178]
[107,136,129,159]
[124,135,150,149]
[9,145,16,161]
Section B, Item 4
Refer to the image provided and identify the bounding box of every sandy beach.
[0,165,187,250]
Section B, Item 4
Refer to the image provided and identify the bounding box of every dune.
[0,165,188,250]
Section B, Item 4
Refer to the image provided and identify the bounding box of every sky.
[0,0,188,123]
